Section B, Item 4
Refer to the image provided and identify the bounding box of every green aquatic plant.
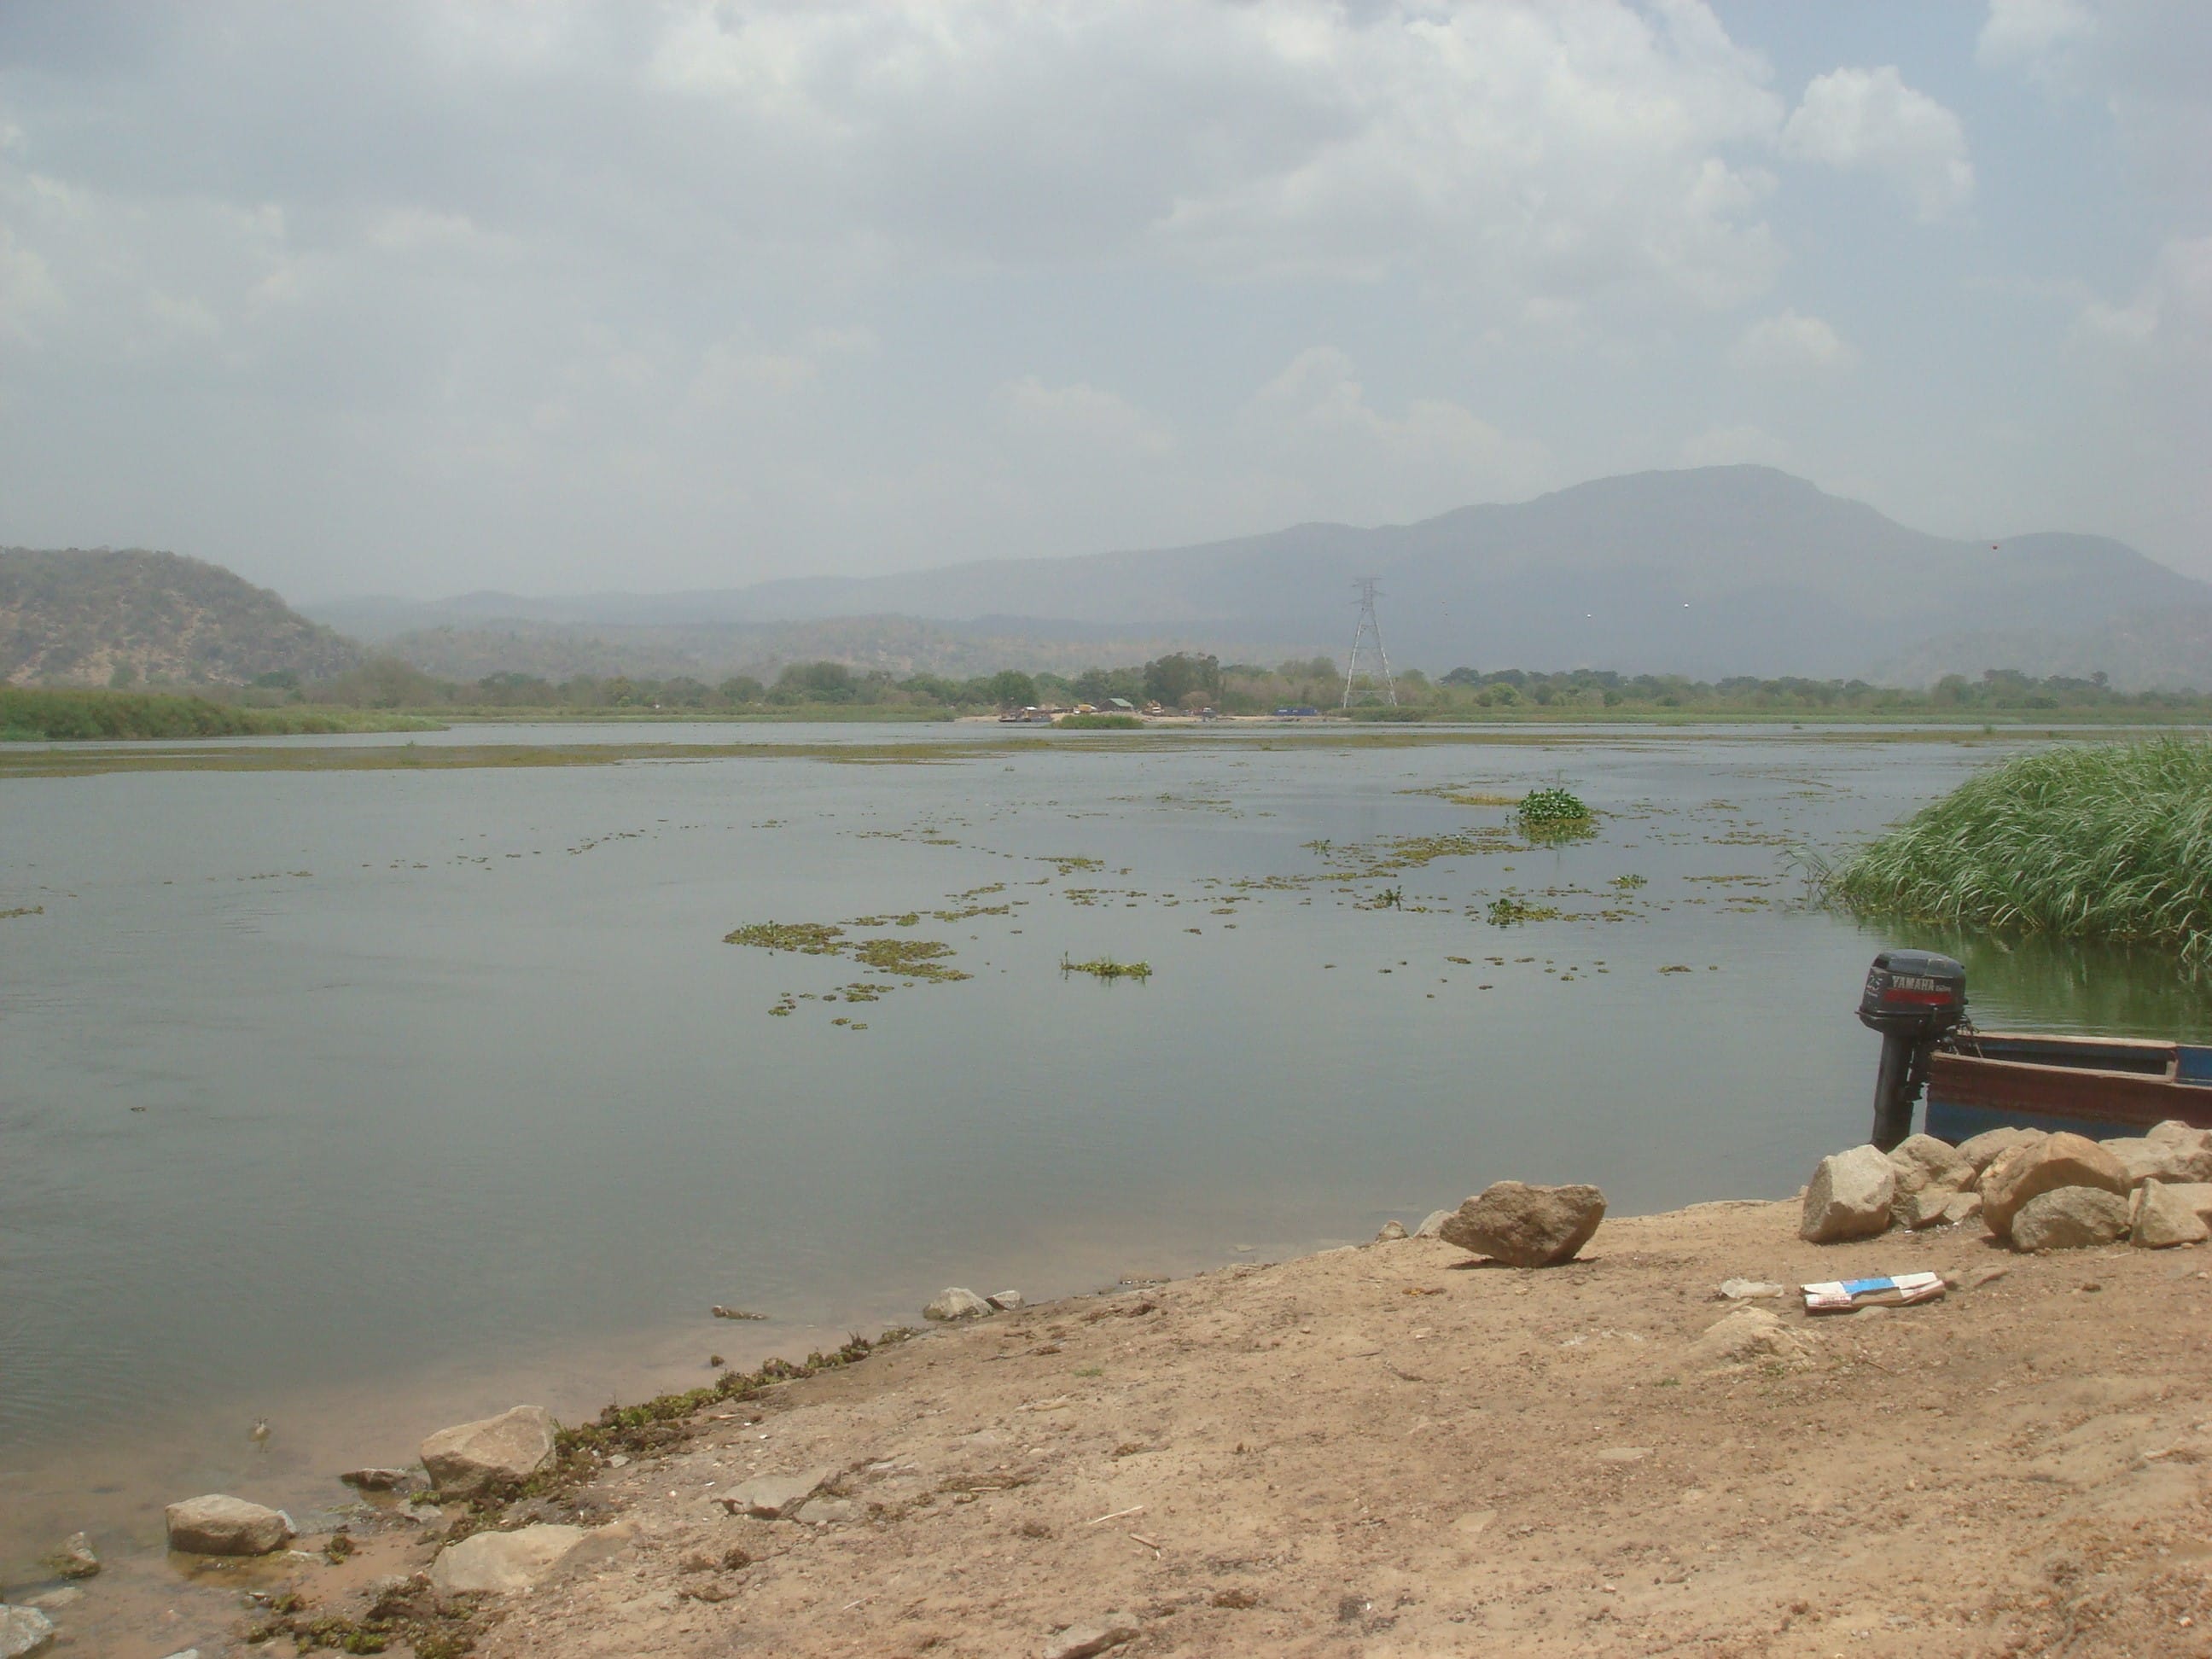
[1487,895,1563,926]
[1059,713,1143,729]
[724,921,847,953]
[1517,784,1591,824]
[852,937,969,981]
[1819,736,2212,969]
[1060,955,1153,981]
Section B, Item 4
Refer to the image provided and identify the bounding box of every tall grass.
[0,687,435,741]
[1822,737,2212,969]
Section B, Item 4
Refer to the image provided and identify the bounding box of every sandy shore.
[80,1195,2212,1656]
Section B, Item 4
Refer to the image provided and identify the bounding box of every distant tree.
[717,674,765,703]
[1144,653,1219,707]
[986,669,1039,707]
[777,661,857,701]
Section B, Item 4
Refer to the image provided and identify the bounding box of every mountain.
[1,548,364,687]
[1871,604,2212,693]
[313,468,2212,684]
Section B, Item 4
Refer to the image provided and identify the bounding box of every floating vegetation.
[1488,896,1563,926]
[1060,955,1153,981]
[0,905,43,919]
[724,921,847,954]
[1059,713,1143,729]
[852,937,969,981]
[1043,854,1105,876]
[1817,737,2212,969]
[1518,785,1592,825]
[1609,874,1647,890]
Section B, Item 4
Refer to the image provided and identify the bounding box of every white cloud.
[1782,66,1974,221]
[2077,236,2212,364]
[1976,0,2095,81]
[994,377,1172,457]
[1729,310,1858,373]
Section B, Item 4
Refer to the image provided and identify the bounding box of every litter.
[1801,1272,1945,1313]
[1716,1278,1787,1301]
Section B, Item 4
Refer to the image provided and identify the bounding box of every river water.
[3,724,2206,1640]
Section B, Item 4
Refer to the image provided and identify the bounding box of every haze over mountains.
[315,467,2212,689]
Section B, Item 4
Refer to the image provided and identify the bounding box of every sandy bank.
[215,1198,2212,1655]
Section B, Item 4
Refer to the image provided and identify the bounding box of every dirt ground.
[260,1198,2212,1656]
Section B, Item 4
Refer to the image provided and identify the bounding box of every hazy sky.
[2,1,2206,600]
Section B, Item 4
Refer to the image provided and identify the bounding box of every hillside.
[315,468,2212,683]
[1871,603,2212,692]
[1,548,364,688]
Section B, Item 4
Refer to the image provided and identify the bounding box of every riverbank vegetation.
[1821,737,2212,969]
[0,686,436,741]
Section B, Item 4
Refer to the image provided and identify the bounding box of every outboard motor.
[1857,950,1967,1150]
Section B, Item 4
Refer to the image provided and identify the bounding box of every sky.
[1,0,2206,601]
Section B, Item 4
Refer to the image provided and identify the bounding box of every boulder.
[2131,1179,2212,1249]
[339,1468,420,1492]
[718,1465,838,1520]
[1373,1220,1407,1243]
[1888,1133,1974,1196]
[428,1523,586,1594]
[1414,1208,1451,1239]
[1799,1146,1895,1243]
[1956,1126,2045,1176]
[986,1290,1026,1312]
[1941,1190,1984,1227]
[1896,1186,1962,1230]
[924,1287,992,1322]
[420,1405,556,1498]
[2104,1131,2212,1187]
[1438,1181,1606,1267]
[2010,1186,2131,1253]
[1981,1133,2131,1243]
[0,1607,55,1659]
[46,1532,97,1579]
[1687,1307,1813,1370]
[163,1494,292,1557]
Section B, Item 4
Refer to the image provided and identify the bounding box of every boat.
[1857,948,2212,1146]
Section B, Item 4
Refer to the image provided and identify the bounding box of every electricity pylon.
[1342,577,1397,708]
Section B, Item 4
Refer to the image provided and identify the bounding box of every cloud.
[2077,236,2212,364]
[1781,66,1974,221]
[1976,0,2095,82]
[1679,424,1793,469]
[1729,310,1858,373]
[995,377,1172,457]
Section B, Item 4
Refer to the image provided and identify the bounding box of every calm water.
[4,725,2207,1619]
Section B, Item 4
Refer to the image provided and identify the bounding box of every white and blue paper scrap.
[1801,1272,1946,1313]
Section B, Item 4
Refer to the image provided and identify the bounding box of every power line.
[1342,577,1397,709]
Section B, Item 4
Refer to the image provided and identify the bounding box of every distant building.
[1274,705,1321,718]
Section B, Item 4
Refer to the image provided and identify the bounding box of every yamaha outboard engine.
[1857,950,1967,1150]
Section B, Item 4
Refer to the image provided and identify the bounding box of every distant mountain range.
[11,468,2209,689]
[314,467,2212,687]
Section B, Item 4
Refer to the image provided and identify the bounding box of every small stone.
[164,1494,293,1556]
[1955,1125,2045,1176]
[1414,1209,1451,1239]
[160,1651,201,1659]
[606,1454,631,1468]
[1982,1134,2132,1243]
[793,1494,859,1526]
[1896,1186,1960,1230]
[20,1592,77,1613]
[2132,1179,2212,1249]
[986,1290,1026,1311]
[47,1531,98,1579]
[420,1405,557,1498]
[924,1287,993,1322]
[1800,1145,1895,1243]
[1438,1181,1606,1267]
[1041,1623,1138,1659]
[2010,1186,2131,1253]
[1941,1190,1983,1227]
[718,1466,838,1520]
[1688,1306,1813,1369]
[0,1609,55,1659]
[338,1468,417,1492]
[429,1523,588,1594]
[1373,1220,1408,1243]
[1716,1278,1786,1300]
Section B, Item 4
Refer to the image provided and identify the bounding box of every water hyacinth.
[1822,738,2212,969]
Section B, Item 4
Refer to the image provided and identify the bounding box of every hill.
[315,468,2212,684]
[1,548,364,688]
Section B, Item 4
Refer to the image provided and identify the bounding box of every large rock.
[2104,1129,2212,1187]
[1414,1208,1451,1239]
[717,1465,838,1520]
[1956,1126,2045,1176]
[1897,1185,1964,1230]
[2010,1187,2131,1253]
[0,1607,55,1659]
[429,1524,586,1594]
[924,1287,992,1322]
[1981,1133,2131,1243]
[2131,1179,2212,1249]
[420,1405,557,1498]
[1438,1182,1606,1267]
[1799,1146,1895,1243]
[1888,1133,1973,1196]
[163,1494,292,1556]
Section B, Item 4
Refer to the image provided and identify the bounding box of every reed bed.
[1822,737,2212,969]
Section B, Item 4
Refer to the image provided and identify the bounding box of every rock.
[428,1523,587,1594]
[1716,1278,1786,1300]
[986,1289,1026,1311]
[2010,1186,2131,1253]
[1888,1132,1974,1196]
[46,1532,98,1579]
[717,1465,838,1520]
[1414,1208,1451,1239]
[924,1287,992,1322]
[1897,1185,1964,1230]
[0,1607,55,1659]
[420,1405,557,1498]
[1437,1181,1606,1267]
[1373,1220,1407,1243]
[1799,1145,1895,1243]
[160,1651,201,1659]
[2145,1180,2212,1222]
[2132,1179,2212,1249]
[164,1494,293,1556]
[1941,1190,1984,1227]
[2105,1131,2212,1187]
[1956,1125,2045,1176]
[1687,1307,1813,1369]
[1041,1624,1138,1659]
[339,1468,419,1492]
[20,1592,76,1613]
[1981,1132,2132,1243]
[793,1494,859,1526]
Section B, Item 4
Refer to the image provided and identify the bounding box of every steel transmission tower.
[1342,577,1398,708]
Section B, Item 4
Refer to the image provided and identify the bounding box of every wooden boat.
[1924,1030,2212,1143]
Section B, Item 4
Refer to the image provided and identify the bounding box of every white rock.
[1956,1126,2045,1176]
[429,1524,587,1594]
[0,1609,55,1659]
[2105,1132,2212,1187]
[1716,1278,1786,1301]
[2132,1179,2212,1249]
[924,1287,992,1322]
[1414,1209,1451,1239]
[1799,1146,1895,1243]
[1041,1623,1138,1659]
[1373,1220,1408,1243]
[718,1465,838,1520]
[1887,1133,1973,1196]
[2010,1186,2131,1252]
[1687,1306,1813,1370]
[986,1289,1026,1311]
[420,1405,557,1497]
[164,1494,292,1556]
